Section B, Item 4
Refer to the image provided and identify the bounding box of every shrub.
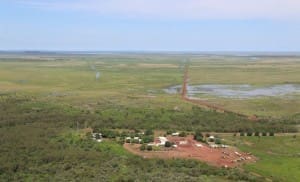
[165,141,172,147]
[93,128,100,133]
[240,132,245,136]
[146,145,153,151]
[292,135,297,138]
[140,144,146,151]
[86,132,92,138]
[179,132,187,137]
[117,140,124,145]
[269,132,275,136]
[254,132,260,136]
[101,130,118,138]
[95,133,101,139]
[142,136,154,143]
[194,130,203,137]
[134,129,141,133]
[125,139,131,143]
[262,132,267,136]
[133,139,139,144]
[195,135,203,142]
[145,129,154,136]
[215,138,221,145]
[194,129,204,141]
[120,131,127,137]
[247,132,252,136]
[166,130,174,135]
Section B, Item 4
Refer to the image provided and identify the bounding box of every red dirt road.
[181,64,258,121]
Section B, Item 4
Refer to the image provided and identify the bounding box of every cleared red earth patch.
[124,136,256,167]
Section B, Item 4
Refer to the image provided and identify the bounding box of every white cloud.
[17,0,300,20]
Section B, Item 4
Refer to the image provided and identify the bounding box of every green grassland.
[1,55,300,118]
[0,54,299,181]
[221,135,300,182]
[188,56,300,117]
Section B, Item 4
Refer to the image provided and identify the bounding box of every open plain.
[0,53,299,181]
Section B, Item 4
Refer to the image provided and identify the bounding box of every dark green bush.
[140,144,146,151]
[179,132,187,137]
[215,138,221,145]
[165,141,172,147]
[146,145,153,151]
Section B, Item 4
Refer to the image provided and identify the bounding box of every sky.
[1,0,300,51]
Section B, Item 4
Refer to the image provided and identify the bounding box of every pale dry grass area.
[137,63,178,68]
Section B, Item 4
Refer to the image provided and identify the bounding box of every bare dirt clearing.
[124,136,256,167]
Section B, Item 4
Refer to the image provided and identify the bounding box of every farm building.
[179,140,188,145]
[157,137,168,146]
[148,136,169,146]
[92,133,103,142]
[209,136,215,140]
[172,132,179,136]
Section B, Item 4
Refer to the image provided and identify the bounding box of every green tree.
[146,145,153,151]
[145,129,153,136]
[133,139,139,144]
[95,133,101,139]
[140,144,146,151]
[195,135,203,142]
[194,130,203,138]
[179,132,186,137]
[166,130,174,135]
[165,141,172,147]
[194,129,203,141]
[125,139,131,143]
[215,138,221,145]
[247,132,252,136]
[142,135,154,143]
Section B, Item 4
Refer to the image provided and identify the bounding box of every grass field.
[0,53,299,181]
[188,57,300,117]
[221,135,300,182]
[1,54,299,117]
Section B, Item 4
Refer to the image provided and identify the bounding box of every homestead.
[124,135,256,167]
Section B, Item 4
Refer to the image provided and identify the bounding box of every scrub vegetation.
[0,53,299,181]
[221,134,300,182]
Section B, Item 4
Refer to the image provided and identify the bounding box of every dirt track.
[181,65,258,121]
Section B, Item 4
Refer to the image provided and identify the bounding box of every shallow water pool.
[164,84,300,99]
